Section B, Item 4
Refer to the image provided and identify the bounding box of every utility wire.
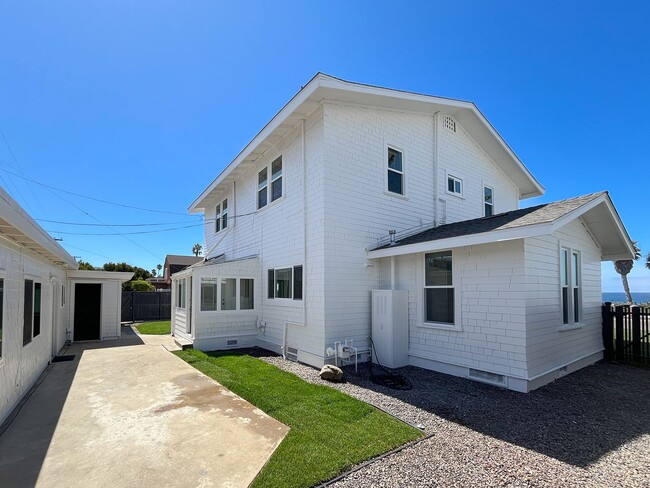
[47,222,204,236]
[0,165,192,216]
[36,218,203,227]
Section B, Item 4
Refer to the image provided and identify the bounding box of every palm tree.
[156,263,162,276]
[192,243,203,257]
[646,252,650,270]
[151,268,157,278]
[613,241,641,303]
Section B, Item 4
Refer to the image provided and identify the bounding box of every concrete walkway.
[0,327,288,488]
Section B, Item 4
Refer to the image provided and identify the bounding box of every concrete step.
[174,337,193,350]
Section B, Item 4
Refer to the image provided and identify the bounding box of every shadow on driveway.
[0,326,144,487]
[340,361,650,468]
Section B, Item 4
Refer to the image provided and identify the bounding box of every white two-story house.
[172,73,634,392]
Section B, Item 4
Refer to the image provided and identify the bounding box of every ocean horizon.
[602,292,650,304]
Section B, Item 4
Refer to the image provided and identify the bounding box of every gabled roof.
[0,186,78,268]
[189,73,544,213]
[368,192,635,261]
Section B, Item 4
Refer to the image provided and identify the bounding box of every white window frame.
[483,185,494,217]
[199,276,256,313]
[257,155,283,211]
[0,272,5,363]
[386,146,405,196]
[215,197,228,233]
[419,251,461,331]
[176,278,187,309]
[267,265,303,302]
[446,174,463,197]
[559,247,582,329]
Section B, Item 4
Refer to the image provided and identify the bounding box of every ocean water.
[602,292,650,304]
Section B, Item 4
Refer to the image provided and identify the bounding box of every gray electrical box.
[371,290,409,369]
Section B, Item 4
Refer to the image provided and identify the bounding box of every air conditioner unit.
[371,290,408,369]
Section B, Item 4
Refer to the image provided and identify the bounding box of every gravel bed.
[252,351,650,487]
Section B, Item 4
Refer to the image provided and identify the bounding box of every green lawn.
[174,349,422,487]
[135,320,171,335]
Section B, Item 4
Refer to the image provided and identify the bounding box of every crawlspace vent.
[285,346,299,362]
[469,368,505,385]
[226,339,238,347]
[443,116,456,133]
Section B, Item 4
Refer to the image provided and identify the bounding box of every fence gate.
[121,292,133,322]
[121,291,171,322]
[602,304,650,365]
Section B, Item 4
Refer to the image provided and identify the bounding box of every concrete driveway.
[0,327,288,488]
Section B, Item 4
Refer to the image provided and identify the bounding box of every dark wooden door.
[74,284,102,341]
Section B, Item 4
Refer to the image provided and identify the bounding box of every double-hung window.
[176,279,187,309]
[424,251,454,324]
[267,265,303,300]
[484,186,494,216]
[447,175,462,196]
[387,147,404,195]
[561,248,581,325]
[23,280,42,345]
[258,156,283,209]
[215,198,228,233]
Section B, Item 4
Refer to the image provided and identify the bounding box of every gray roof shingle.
[379,192,606,250]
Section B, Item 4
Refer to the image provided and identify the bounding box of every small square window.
[447,175,462,196]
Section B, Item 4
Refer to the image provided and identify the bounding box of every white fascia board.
[367,222,554,259]
[549,193,636,259]
[67,270,134,281]
[188,74,325,213]
[0,187,78,269]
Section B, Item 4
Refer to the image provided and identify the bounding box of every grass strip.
[174,349,422,487]
[135,320,171,335]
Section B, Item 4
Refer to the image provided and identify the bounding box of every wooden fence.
[602,304,650,365]
[122,291,171,322]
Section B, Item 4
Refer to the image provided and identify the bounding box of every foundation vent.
[469,368,505,385]
[285,346,299,362]
[443,116,456,133]
[226,339,238,347]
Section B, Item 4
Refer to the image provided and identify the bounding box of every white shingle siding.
[524,218,603,378]
[0,242,69,424]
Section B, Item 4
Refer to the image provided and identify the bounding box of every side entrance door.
[74,283,102,341]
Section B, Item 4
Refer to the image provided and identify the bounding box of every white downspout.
[203,226,232,260]
[302,119,307,326]
[390,256,395,291]
[433,112,440,226]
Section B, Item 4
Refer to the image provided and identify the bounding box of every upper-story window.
[447,175,463,196]
[258,156,283,210]
[484,186,494,216]
[215,198,228,233]
[387,147,404,195]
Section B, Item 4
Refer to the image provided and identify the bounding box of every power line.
[46,222,204,236]
[0,165,191,216]
[36,218,202,227]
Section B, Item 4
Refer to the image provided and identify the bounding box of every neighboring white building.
[173,73,634,392]
[0,188,132,424]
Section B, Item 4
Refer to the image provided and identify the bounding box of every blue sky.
[0,1,648,292]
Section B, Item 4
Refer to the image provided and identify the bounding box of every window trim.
[420,251,460,330]
[0,273,5,363]
[176,278,187,309]
[386,145,405,196]
[215,197,229,233]
[257,156,283,210]
[23,278,42,346]
[559,246,582,329]
[483,185,494,217]
[199,276,256,313]
[267,265,303,302]
[446,174,463,197]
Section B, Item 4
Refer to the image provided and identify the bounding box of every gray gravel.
[254,352,650,487]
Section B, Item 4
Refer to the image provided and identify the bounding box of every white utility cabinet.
[371,290,409,369]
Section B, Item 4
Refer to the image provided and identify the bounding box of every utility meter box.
[371,290,409,369]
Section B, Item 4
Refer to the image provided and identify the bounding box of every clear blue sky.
[0,1,648,292]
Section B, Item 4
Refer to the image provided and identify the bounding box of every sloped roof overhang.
[367,193,635,262]
[189,73,545,213]
[0,188,78,269]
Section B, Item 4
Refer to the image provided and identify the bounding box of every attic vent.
[226,339,238,347]
[443,116,456,133]
[469,368,505,385]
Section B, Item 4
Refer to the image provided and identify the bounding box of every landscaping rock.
[320,364,344,382]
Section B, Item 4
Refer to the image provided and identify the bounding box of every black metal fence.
[122,291,171,322]
[602,303,650,365]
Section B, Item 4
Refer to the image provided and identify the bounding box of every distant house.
[171,74,634,392]
[146,277,169,291]
[163,255,202,285]
[0,187,132,424]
